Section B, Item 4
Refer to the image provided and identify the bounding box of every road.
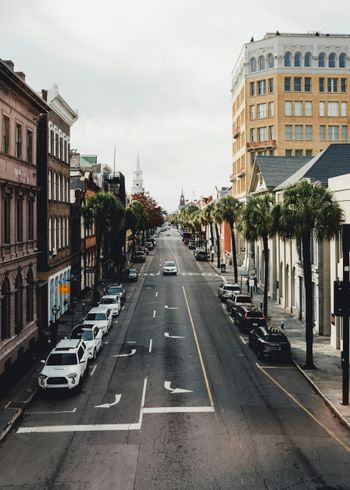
[0,229,350,489]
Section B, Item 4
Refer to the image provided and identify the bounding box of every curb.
[0,386,38,443]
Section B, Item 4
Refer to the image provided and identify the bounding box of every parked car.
[106,284,126,305]
[217,283,241,303]
[188,240,196,250]
[139,246,149,255]
[121,268,138,282]
[234,305,266,333]
[249,326,291,361]
[99,295,121,316]
[38,339,88,391]
[194,250,208,261]
[132,251,146,263]
[70,324,103,361]
[226,293,253,315]
[163,260,177,275]
[83,307,113,335]
[145,240,154,250]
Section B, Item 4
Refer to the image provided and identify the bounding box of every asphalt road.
[1,229,350,489]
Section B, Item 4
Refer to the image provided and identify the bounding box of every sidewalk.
[211,260,350,428]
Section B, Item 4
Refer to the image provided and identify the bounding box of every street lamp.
[51,304,60,323]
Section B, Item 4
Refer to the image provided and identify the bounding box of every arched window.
[48,171,52,200]
[340,53,346,68]
[266,53,274,68]
[1,278,11,340]
[294,52,302,67]
[53,172,57,200]
[48,218,52,251]
[15,273,23,333]
[258,55,265,71]
[53,218,57,251]
[318,52,326,67]
[250,57,257,72]
[66,217,69,246]
[304,52,312,67]
[329,52,336,68]
[284,52,292,67]
[26,270,34,322]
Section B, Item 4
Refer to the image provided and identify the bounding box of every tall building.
[231,32,350,198]
[130,153,144,195]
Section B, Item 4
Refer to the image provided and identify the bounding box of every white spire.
[130,152,144,195]
[136,152,141,171]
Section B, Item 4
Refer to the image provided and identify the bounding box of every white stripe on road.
[155,291,158,297]
[149,338,153,353]
[153,309,156,318]
[18,423,141,433]
[26,408,77,415]
[229,317,234,324]
[240,336,246,345]
[143,406,215,414]
[89,365,98,377]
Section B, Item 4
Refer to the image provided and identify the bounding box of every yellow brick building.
[231,32,350,198]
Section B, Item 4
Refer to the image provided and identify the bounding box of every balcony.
[232,127,241,139]
[246,140,277,151]
[230,169,246,182]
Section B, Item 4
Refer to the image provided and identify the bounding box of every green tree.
[275,180,343,369]
[240,195,275,317]
[203,203,215,256]
[83,192,125,304]
[215,196,243,282]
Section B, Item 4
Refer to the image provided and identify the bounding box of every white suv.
[38,339,88,391]
[83,306,113,334]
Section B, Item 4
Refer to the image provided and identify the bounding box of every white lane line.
[220,275,227,283]
[229,317,234,324]
[18,423,141,433]
[90,364,98,377]
[149,338,153,353]
[112,349,136,357]
[127,340,137,344]
[164,332,185,339]
[155,291,158,297]
[240,336,246,345]
[153,309,156,318]
[143,406,215,414]
[157,271,160,276]
[26,408,77,415]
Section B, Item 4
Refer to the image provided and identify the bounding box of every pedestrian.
[254,275,258,293]
[49,320,58,348]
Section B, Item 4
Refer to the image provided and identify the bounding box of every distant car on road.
[249,326,291,361]
[217,283,241,302]
[188,240,196,249]
[132,251,146,263]
[163,260,177,275]
[194,250,208,261]
[121,268,139,282]
[233,305,266,333]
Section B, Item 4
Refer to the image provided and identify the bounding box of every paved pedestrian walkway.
[211,260,350,428]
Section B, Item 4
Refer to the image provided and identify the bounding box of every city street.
[1,230,350,489]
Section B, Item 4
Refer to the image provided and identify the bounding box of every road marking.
[143,406,215,414]
[26,408,77,415]
[104,341,109,345]
[127,340,137,344]
[164,332,185,339]
[155,291,158,297]
[220,275,227,283]
[112,349,136,357]
[18,423,141,433]
[153,309,156,318]
[240,336,246,344]
[166,242,181,273]
[183,286,215,409]
[89,364,98,377]
[164,381,193,394]
[164,305,180,310]
[256,363,350,454]
[229,317,234,324]
[95,394,122,408]
[149,338,153,353]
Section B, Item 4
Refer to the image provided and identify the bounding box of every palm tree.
[213,204,222,269]
[83,192,125,304]
[240,194,275,317]
[215,196,243,282]
[275,179,343,369]
[202,203,215,256]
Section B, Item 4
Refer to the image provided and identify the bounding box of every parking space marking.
[26,408,77,415]
[90,365,98,377]
[143,406,214,414]
[149,338,153,353]
[229,317,234,323]
[240,336,246,344]
[155,291,158,297]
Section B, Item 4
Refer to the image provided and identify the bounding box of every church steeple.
[130,153,144,195]
[179,188,185,210]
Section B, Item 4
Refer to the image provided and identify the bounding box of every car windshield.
[108,286,122,293]
[246,311,264,318]
[129,269,137,273]
[225,285,239,291]
[265,334,287,342]
[237,296,252,302]
[86,313,106,321]
[47,353,77,365]
[100,298,115,304]
[165,261,175,267]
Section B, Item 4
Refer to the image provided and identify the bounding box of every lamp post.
[51,304,60,324]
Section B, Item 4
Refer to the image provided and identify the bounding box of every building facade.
[0,59,48,375]
[231,32,350,199]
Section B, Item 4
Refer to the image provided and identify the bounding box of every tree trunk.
[93,228,101,305]
[215,223,221,268]
[302,232,315,369]
[210,222,214,256]
[263,234,269,318]
[231,223,238,283]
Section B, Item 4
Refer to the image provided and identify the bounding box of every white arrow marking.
[164,305,180,310]
[95,394,122,408]
[164,332,185,339]
[112,349,136,358]
[164,381,193,394]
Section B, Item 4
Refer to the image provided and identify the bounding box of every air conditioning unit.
[52,248,57,256]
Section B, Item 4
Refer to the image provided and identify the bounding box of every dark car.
[188,240,196,250]
[132,252,146,263]
[145,241,154,250]
[217,283,241,303]
[106,284,126,305]
[226,293,253,314]
[249,326,291,361]
[121,268,139,282]
[234,305,266,333]
[195,250,208,261]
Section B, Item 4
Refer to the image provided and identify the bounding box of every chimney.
[3,60,14,71]
[41,89,48,101]
[15,71,26,81]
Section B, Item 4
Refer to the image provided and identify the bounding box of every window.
[15,273,23,333]
[328,78,338,93]
[2,115,10,153]
[1,279,10,340]
[319,102,325,116]
[26,270,34,323]
[342,125,348,140]
[340,53,347,68]
[15,123,22,158]
[257,80,266,95]
[257,127,267,141]
[304,77,311,92]
[295,149,303,156]
[268,102,274,117]
[27,199,34,240]
[50,130,54,155]
[294,52,302,67]
[304,52,312,67]
[294,101,302,116]
[49,218,52,251]
[250,128,256,142]
[284,77,291,92]
[59,175,62,201]
[267,53,274,68]
[26,129,33,163]
[250,82,255,96]
[64,140,67,163]
[3,195,11,244]
[328,102,338,117]
[284,52,291,67]
[285,149,292,156]
[59,137,63,160]
[55,133,59,157]
[58,218,61,249]
[250,105,256,120]
[285,125,292,141]
[56,173,59,201]
[295,125,303,140]
[53,218,57,251]
[268,78,274,93]
[319,78,325,92]
[328,125,339,140]
[250,58,257,72]
[294,77,302,92]
[258,56,265,71]
[257,103,266,119]
[320,125,326,140]
[318,53,325,67]
[16,198,23,242]
[305,125,313,141]
[341,78,347,93]
[305,149,313,157]
[53,172,57,200]
[305,101,312,116]
[329,52,336,68]
[284,101,292,116]
[48,171,52,200]
[268,126,275,140]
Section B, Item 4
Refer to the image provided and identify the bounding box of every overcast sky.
[2,0,349,211]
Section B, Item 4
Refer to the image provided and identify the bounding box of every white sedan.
[83,307,113,335]
[99,295,121,316]
[70,324,103,361]
[163,260,177,275]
